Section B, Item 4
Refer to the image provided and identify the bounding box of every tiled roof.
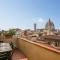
[43,35,60,41]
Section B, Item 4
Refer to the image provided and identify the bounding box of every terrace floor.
[11,49,28,60]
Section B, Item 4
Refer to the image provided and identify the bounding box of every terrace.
[0,35,60,60]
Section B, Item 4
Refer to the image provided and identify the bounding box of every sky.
[0,0,60,30]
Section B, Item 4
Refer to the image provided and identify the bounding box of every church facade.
[42,18,58,35]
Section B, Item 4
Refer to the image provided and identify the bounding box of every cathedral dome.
[45,18,55,30]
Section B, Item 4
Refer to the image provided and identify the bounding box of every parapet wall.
[16,38,60,60]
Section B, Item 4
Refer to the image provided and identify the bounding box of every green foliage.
[9,29,16,35]
[4,29,16,36]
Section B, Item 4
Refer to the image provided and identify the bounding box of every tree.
[4,29,16,38]
[8,29,16,36]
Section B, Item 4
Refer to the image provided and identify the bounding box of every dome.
[45,18,55,30]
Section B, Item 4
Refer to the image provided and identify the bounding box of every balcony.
[16,38,60,60]
[0,37,60,60]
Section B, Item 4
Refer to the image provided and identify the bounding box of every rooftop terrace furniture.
[0,51,11,60]
[0,43,12,60]
[0,41,3,43]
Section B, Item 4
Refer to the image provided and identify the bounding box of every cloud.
[32,17,46,28]
[38,18,44,23]
[33,17,44,23]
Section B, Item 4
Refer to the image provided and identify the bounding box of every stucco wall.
[16,38,60,60]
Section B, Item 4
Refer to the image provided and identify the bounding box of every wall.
[16,38,60,60]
